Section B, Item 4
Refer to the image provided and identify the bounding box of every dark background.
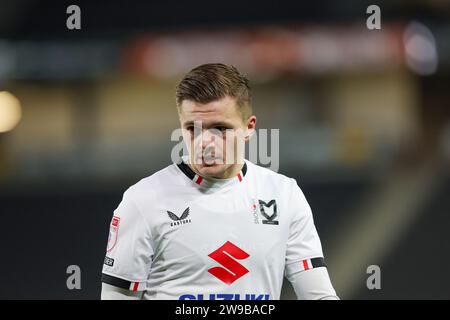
[0,0,449,299]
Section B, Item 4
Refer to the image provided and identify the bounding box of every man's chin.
[197,162,227,178]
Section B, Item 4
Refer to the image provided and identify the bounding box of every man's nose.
[200,129,217,148]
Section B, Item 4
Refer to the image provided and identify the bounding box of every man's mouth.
[203,156,216,166]
[197,154,222,165]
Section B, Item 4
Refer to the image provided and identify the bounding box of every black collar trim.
[176,160,247,185]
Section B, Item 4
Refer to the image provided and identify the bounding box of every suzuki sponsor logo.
[179,293,270,300]
[207,241,250,285]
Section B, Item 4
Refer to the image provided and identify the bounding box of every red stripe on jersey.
[195,176,203,184]
[237,173,242,182]
[132,282,139,291]
[303,259,309,271]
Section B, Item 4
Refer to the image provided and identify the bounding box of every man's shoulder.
[123,162,179,199]
[247,160,297,189]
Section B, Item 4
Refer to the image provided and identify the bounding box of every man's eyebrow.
[182,121,234,128]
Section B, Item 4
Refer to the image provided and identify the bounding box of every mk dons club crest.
[258,200,279,225]
[107,216,120,252]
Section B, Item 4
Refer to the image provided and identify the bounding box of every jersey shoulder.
[122,163,180,202]
[246,160,298,190]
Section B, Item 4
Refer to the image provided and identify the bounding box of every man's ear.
[245,115,257,141]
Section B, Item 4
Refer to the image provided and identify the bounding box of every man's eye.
[185,126,194,132]
[216,126,228,132]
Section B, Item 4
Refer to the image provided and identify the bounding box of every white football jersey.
[101,157,326,300]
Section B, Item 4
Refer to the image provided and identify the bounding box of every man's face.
[178,96,255,179]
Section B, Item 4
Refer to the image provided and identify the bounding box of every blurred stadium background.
[0,0,449,299]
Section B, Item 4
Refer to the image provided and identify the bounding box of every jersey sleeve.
[284,179,326,282]
[101,189,154,292]
[290,267,339,300]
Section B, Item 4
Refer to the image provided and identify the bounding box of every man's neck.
[187,159,245,180]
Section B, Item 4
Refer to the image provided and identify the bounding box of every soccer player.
[101,63,338,300]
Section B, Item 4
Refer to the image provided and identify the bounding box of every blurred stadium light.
[0,91,22,133]
[404,21,438,75]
